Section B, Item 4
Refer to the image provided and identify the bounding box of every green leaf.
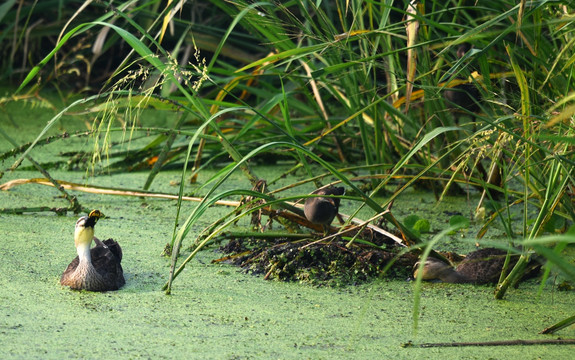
[413,219,430,234]
[403,215,421,229]
[449,215,470,230]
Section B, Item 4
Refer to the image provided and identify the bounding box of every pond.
[1,100,574,359]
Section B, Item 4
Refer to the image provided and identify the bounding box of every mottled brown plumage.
[60,210,125,291]
[414,248,518,284]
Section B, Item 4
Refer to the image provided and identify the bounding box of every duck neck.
[73,234,104,288]
[74,226,94,269]
[76,241,92,266]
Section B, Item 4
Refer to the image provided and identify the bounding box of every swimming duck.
[60,210,125,291]
[414,248,517,284]
[304,186,345,233]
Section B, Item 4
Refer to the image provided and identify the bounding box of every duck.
[413,248,518,284]
[443,43,503,199]
[60,210,125,291]
[444,43,482,116]
[304,186,345,233]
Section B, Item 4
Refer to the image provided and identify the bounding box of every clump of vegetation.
[217,234,417,287]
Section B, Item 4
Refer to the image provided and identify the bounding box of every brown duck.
[304,186,345,232]
[414,248,519,284]
[444,43,482,116]
[60,210,125,291]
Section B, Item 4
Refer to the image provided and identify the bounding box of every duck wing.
[456,248,514,284]
[91,239,125,289]
[60,258,79,284]
[102,238,123,262]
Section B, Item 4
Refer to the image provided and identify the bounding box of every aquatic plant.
[1,1,574,328]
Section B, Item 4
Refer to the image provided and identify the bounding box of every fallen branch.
[0,177,238,206]
[1,177,406,246]
[0,206,85,215]
[407,338,575,348]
